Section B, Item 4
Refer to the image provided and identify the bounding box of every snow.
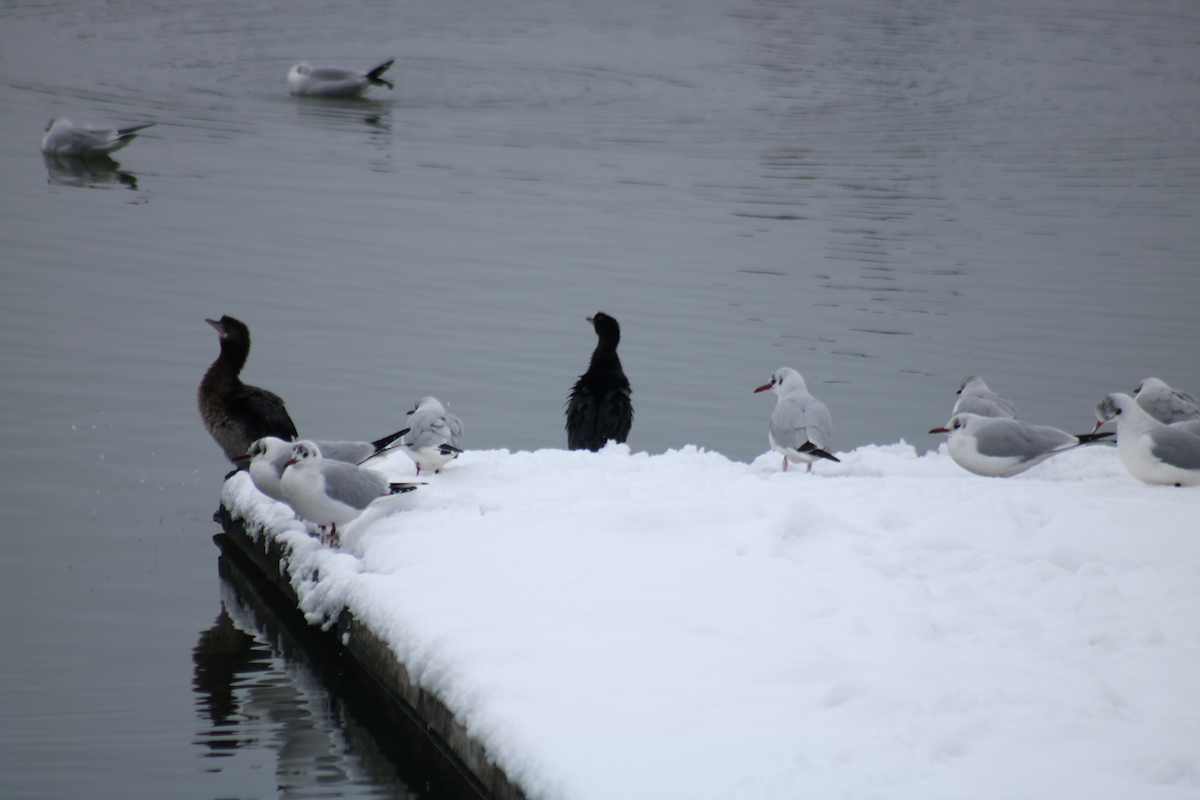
[221,441,1200,800]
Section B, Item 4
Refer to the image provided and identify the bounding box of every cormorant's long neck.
[202,337,249,391]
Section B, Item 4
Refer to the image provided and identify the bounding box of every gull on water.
[952,375,1018,419]
[287,59,395,97]
[198,316,298,470]
[1133,378,1200,426]
[280,441,421,539]
[755,367,840,473]
[929,413,1112,478]
[1095,393,1200,487]
[41,118,155,157]
[393,396,464,475]
[566,312,633,452]
[238,432,410,502]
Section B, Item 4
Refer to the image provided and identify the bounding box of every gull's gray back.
[321,462,388,510]
[954,377,1018,419]
[1148,429,1200,471]
[407,407,464,450]
[1137,380,1200,425]
[771,391,833,451]
[971,419,1074,462]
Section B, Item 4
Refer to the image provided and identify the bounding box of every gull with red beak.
[237,431,410,502]
[754,367,840,473]
[279,441,420,541]
[930,414,1111,478]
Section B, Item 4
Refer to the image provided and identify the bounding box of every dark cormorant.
[198,316,298,469]
[565,312,633,451]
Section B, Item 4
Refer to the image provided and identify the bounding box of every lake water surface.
[1,0,1197,796]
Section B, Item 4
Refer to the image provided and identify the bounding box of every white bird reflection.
[43,154,139,190]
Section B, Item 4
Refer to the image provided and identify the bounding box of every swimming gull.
[41,118,154,157]
[287,59,395,97]
[565,312,633,451]
[755,367,840,472]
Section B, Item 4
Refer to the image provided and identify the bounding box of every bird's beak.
[1091,420,1104,433]
[753,383,772,393]
[205,318,225,336]
[284,458,297,466]
[929,426,950,434]
[233,453,250,461]
[585,316,595,326]
[407,409,414,415]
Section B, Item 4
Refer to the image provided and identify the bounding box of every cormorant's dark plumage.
[565,312,633,451]
[198,316,298,468]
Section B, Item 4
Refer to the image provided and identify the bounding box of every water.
[1,0,1197,796]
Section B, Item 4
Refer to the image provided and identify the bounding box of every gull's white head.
[285,440,322,467]
[755,367,807,397]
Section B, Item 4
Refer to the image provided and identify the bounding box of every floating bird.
[1133,378,1200,426]
[755,367,840,472]
[395,396,464,475]
[565,312,633,451]
[929,413,1112,478]
[287,59,395,97]
[952,375,1018,419]
[1094,393,1200,487]
[280,441,420,539]
[41,118,155,157]
[238,431,410,502]
[198,316,298,469]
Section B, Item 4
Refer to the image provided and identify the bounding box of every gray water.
[1,0,1197,796]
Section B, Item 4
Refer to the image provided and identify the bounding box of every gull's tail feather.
[367,59,395,90]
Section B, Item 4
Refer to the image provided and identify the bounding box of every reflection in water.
[42,154,139,190]
[193,555,420,798]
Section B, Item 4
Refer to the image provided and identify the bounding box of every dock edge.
[214,503,530,800]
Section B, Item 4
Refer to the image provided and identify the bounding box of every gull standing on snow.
[754,367,840,472]
[238,431,410,502]
[279,441,420,539]
[952,375,1018,419]
[41,118,155,157]
[929,413,1112,478]
[565,312,633,451]
[287,59,395,97]
[1133,378,1200,425]
[198,316,298,470]
[1094,393,1200,487]
[395,396,464,475]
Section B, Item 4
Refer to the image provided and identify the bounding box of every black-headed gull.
[238,432,410,502]
[929,413,1112,478]
[395,396,464,474]
[41,118,155,157]
[952,375,1018,419]
[199,316,298,471]
[279,441,420,539]
[755,367,840,472]
[287,59,395,97]
[566,312,633,451]
[1094,393,1200,487]
[1133,378,1200,425]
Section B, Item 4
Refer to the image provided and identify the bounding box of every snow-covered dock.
[216,442,1200,800]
